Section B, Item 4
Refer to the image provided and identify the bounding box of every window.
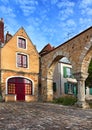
[25,84,32,95]
[63,67,72,78]
[64,82,77,96]
[66,68,71,76]
[18,37,26,49]
[8,83,15,94]
[17,53,28,68]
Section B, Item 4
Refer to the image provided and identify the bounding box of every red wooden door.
[15,83,25,101]
[8,77,32,101]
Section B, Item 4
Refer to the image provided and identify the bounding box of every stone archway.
[40,26,92,108]
[41,51,74,101]
[46,54,64,101]
[74,45,92,108]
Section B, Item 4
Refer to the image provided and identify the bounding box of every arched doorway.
[7,77,33,101]
[44,54,76,101]
[85,59,92,100]
[53,57,77,98]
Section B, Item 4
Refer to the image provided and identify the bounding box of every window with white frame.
[17,53,28,68]
[18,37,26,49]
[63,67,72,78]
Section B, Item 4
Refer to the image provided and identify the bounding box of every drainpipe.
[0,41,2,101]
[38,56,42,101]
[0,18,4,101]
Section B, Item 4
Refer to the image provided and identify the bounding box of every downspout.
[59,63,62,95]
[0,42,2,101]
[0,18,4,101]
[38,56,42,101]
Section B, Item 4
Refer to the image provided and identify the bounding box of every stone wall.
[40,27,92,108]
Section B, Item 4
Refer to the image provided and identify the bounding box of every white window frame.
[16,52,29,69]
[17,36,27,50]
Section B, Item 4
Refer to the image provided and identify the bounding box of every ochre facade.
[0,27,39,102]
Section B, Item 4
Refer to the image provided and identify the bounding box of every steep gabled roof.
[3,27,39,57]
[39,43,54,56]
[20,27,39,57]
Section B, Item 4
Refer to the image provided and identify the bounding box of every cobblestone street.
[0,102,92,130]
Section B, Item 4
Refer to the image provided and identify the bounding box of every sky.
[0,0,92,52]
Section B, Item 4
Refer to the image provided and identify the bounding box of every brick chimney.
[0,18,4,43]
[6,31,12,43]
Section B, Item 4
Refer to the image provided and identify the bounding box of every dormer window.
[18,37,26,49]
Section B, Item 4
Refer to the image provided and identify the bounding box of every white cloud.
[62,19,76,34]
[79,0,92,16]
[66,19,76,27]
[0,0,9,4]
[51,0,58,4]
[0,5,16,18]
[0,4,19,35]
[81,7,92,15]
[0,0,91,52]
[15,0,38,16]
[26,25,48,52]
[79,18,92,29]
[79,0,92,8]
[58,7,74,21]
[56,0,75,8]
[56,0,75,21]
[23,20,49,52]
[58,19,77,41]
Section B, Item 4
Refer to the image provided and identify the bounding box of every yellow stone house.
[0,18,39,102]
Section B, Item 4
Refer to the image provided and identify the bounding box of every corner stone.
[75,101,90,109]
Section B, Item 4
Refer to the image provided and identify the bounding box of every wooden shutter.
[64,83,68,94]
[89,87,92,95]
[73,85,77,96]
[53,82,57,92]
[63,67,67,78]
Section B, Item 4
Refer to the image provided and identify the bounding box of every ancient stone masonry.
[74,72,89,108]
[40,26,92,108]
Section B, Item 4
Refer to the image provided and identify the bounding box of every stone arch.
[80,37,92,73]
[41,27,92,108]
[46,51,74,101]
[73,38,92,108]
[47,51,73,68]
[81,48,92,74]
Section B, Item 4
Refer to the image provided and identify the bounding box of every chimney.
[6,31,12,43]
[0,18,4,43]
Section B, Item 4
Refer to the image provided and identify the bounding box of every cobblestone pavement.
[0,102,92,130]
